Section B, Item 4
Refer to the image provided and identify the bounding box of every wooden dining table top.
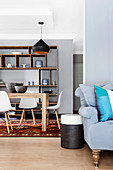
[8,93,48,98]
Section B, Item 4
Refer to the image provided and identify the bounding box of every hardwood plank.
[0,140,112,170]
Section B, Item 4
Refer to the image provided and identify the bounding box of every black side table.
[61,114,84,149]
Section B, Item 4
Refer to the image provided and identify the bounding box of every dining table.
[8,93,49,131]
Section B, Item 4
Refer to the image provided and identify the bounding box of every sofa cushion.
[94,85,113,122]
[75,87,87,107]
[79,84,96,107]
[103,82,113,90]
[89,120,113,150]
[79,83,113,107]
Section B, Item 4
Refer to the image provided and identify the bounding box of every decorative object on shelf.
[21,64,26,68]
[6,83,17,93]
[44,89,53,94]
[32,21,50,54]
[6,63,12,68]
[35,60,43,67]
[11,106,16,110]
[42,79,49,85]
[28,81,30,85]
[8,111,15,115]
[14,86,27,93]
[52,81,56,85]
[12,52,22,54]
[6,83,23,93]
[0,79,5,85]
[31,81,34,85]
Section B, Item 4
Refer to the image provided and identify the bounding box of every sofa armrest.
[79,106,98,124]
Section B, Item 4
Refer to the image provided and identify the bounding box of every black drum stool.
[61,114,84,149]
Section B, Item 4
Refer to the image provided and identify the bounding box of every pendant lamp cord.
[38,21,44,39]
[41,24,42,39]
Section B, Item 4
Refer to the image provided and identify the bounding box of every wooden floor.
[0,138,113,170]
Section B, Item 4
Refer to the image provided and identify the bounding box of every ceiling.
[0,0,83,54]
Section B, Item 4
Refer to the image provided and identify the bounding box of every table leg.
[46,95,49,125]
[42,94,49,131]
[5,112,10,134]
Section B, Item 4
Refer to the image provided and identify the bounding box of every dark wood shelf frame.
[0,45,58,117]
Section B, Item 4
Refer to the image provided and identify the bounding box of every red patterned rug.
[0,120,61,137]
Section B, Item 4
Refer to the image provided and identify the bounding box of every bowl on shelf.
[6,83,17,93]
[14,86,27,93]
[12,52,23,54]
[5,83,24,93]
[44,90,53,94]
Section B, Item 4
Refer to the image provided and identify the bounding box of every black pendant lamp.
[32,21,50,54]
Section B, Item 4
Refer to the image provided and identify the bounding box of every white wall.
[85,0,113,83]
[0,0,83,54]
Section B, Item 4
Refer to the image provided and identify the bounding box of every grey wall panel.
[73,54,83,111]
[85,0,113,84]
[0,39,73,114]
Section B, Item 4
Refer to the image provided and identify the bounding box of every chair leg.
[20,109,25,125]
[5,112,10,134]
[46,110,49,125]
[92,150,101,167]
[55,110,60,129]
[7,112,13,130]
[31,109,36,125]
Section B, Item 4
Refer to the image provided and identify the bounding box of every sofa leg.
[92,150,101,168]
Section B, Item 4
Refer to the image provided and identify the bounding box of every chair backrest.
[19,91,37,109]
[0,91,11,112]
[56,91,63,109]
[46,91,63,110]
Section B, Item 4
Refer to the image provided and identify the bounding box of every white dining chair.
[19,91,37,125]
[46,91,63,129]
[0,91,13,133]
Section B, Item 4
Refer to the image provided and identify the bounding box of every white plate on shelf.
[12,52,23,54]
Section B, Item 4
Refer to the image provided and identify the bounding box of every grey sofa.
[75,83,113,167]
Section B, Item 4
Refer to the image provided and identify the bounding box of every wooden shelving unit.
[0,45,58,117]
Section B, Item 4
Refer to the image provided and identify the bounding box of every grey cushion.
[79,83,113,107]
[103,82,113,90]
[79,84,96,107]
[75,87,87,107]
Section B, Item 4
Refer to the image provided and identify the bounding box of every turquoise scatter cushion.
[94,85,113,122]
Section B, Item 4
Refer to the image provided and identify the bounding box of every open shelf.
[0,67,57,70]
[0,45,58,117]
[0,84,57,87]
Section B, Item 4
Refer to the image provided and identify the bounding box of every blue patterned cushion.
[94,85,113,122]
